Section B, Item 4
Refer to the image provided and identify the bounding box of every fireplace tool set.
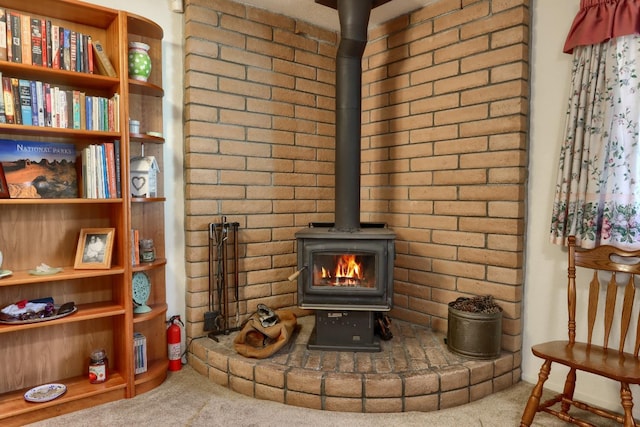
[206,217,240,341]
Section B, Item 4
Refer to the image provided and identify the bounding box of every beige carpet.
[25,364,623,427]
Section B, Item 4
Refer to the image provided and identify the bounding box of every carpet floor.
[25,364,622,426]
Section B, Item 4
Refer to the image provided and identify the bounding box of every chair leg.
[520,359,552,427]
[560,367,576,413]
[620,382,635,427]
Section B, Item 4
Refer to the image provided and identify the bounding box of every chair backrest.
[568,236,640,356]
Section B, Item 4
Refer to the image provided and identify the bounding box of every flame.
[322,254,363,280]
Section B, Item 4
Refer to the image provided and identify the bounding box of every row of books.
[134,332,148,375]
[0,8,116,75]
[0,72,120,131]
[80,142,121,199]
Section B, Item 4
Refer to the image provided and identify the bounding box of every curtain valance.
[564,0,640,53]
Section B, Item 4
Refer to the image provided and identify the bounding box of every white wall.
[527,0,639,415]
[82,0,186,330]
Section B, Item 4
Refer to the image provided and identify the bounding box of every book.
[0,140,78,198]
[114,139,121,198]
[69,30,76,72]
[10,78,21,124]
[35,80,44,127]
[0,9,7,61]
[41,19,47,68]
[51,24,59,69]
[44,82,51,126]
[0,72,5,123]
[5,8,10,62]
[29,80,37,126]
[72,90,80,129]
[103,142,116,198]
[18,79,32,125]
[62,28,70,71]
[30,18,42,66]
[20,13,30,66]
[45,19,52,68]
[87,35,94,74]
[2,76,14,123]
[92,40,117,77]
[133,332,147,374]
[9,12,21,63]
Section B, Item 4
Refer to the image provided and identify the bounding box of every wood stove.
[296,223,395,351]
[296,0,396,352]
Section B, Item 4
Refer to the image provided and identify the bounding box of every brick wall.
[183,0,530,355]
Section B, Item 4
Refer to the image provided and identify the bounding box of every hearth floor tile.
[189,314,519,413]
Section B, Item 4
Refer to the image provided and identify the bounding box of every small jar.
[139,239,156,263]
[89,349,108,384]
[129,119,140,134]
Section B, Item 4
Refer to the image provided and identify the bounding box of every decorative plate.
[0,304,77,324]
[28,267,63,276]
[0,270,12,279]
[132,272,151,314]
[24,383,67,403]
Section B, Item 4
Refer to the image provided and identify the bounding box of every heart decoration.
[132,177,146,191]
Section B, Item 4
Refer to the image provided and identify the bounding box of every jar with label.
[139,239,156,263]
[89,349,108,384]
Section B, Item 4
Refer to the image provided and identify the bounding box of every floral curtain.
[549,0,640,249]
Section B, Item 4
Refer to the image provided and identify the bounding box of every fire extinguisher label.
[168,343,181,360]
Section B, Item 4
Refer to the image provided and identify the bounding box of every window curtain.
[550,0,640,249]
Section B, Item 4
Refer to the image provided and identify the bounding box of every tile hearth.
[188,315,520,413]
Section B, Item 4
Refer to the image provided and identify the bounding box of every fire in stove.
[316,254,373,287]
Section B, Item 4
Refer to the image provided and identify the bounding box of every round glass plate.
[24,383,67,403]
[0,270,12,279]
[28,267,63,276]
[0,305,77,324]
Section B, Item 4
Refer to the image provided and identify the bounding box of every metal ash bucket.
[447,296,502,359]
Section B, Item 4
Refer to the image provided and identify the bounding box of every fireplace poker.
[221,217,229,333]
[233,222,239,328]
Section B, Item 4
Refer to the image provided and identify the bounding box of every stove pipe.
[334,0,372,232]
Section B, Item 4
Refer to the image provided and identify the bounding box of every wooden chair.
[520,236,640,426]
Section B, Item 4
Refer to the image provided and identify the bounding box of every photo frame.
[0,163,9,199]
[74,228,115,269]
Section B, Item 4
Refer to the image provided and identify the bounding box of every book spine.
[62,28,70,71]
[18,79,32,125]
[104,142,117,198]
[45,20,52,68]
[40,19,47,68]
[51,24,59,69]
[10,13,21,64]
[72,89,80,129]
[114,139,121,198]
[35,80,44,127]
[92,40,117,77]
[0,9,7,62]
[20,13,30,65]
[87,36,94,74]
[69,30,76,72]
[0,71,5,123]
[3,76,14,124]
[44,82,51,126]
[11,77,21,124]
[30,18,42,66]
[29,80,37,126]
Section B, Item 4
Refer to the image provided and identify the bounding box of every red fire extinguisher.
[167,315,184,371]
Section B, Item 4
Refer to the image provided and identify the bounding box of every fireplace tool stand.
[206,217,240,341]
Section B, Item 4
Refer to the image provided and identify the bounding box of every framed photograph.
[74,228,115,269]
[0,163,9,199]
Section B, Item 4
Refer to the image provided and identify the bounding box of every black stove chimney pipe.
[333,0,373,232]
